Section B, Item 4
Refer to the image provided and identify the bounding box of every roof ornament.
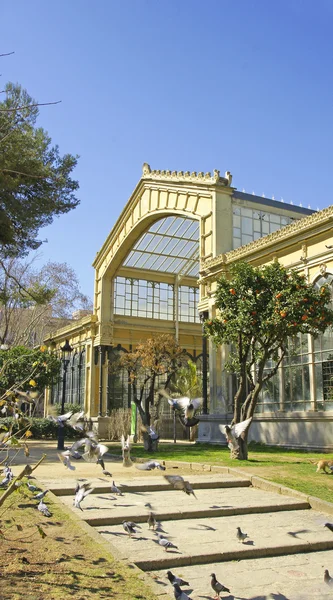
[224,171,232,186]
[142,163,151,176]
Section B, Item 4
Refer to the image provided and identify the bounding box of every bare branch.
[0,100,61,112]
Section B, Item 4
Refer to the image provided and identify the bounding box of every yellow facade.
[198,206,333,449]
[45,164,322,444]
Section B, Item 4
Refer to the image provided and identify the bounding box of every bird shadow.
[96,495,116,500]
[287,529,310,538]
[98,530,126,537]
[242,540,255,546]
[189,525,217,531]
[115,504,135,508]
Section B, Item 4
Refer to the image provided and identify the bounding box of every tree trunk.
[230,436,248,460]
[143,433,159,452]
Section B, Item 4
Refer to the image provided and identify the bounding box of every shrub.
[107,408,131,441]
[0,417,81,440]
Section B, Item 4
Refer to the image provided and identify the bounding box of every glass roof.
[123,216,199,277]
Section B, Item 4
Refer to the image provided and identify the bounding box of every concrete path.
[3,441,333,599]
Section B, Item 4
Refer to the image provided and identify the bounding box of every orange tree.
[120,334,185,431]
[205,261,333,459]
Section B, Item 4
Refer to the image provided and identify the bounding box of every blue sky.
[1,0,333,299]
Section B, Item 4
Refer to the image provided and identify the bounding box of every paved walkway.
[2,441,333,599]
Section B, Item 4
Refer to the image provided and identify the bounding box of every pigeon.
[164,475,196,498]
[324,569,333,586]
[27,481,40,493]
[159,389,202,426]
[111,480,123,495]
[48,410,74,427]
[325,523,333,532]
[73,482,94,510]
[158,535,178,552]
[167,570,189,586]
[65,438,86,459]
[219,416,252,451]
[82,438,109,463]
[136,460,166,471]
[33,490,48,501]
[38,499,51,517]
[102,468,112,477]
[147,512,157,530]
[236,526,249,543]
[122,520,141,537]
[67,410,85,432]
[210,573,230,598]
[58,451,76,470]
[173,584,192,600]
[14,389,38,404]
[121,435,133,467]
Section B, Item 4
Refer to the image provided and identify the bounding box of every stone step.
[95,509,333,571]
[151,549,333,599]
[49,473,250,496]
[57,482,309,526]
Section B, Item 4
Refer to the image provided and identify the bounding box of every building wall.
[198,206,333,450]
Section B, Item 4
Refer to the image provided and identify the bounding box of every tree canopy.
[205,261,333,459]
[0,257,92,347]
[119,334,185,428]
[0,345,61,398]
[0,82,79,257]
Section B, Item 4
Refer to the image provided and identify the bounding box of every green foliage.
[0,82,79,257]
[204,261,333,430]
[170,360,202,397]
[205,261,333,356]
[0,417,81,439]
[0,345,61,396]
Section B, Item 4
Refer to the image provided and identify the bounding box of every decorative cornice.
[202,204,333,272]
[142,163,233,187]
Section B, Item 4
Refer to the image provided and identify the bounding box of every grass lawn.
[109,442,333,504]
[0,480,158,600]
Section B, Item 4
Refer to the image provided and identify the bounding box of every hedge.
[0,417,83,440]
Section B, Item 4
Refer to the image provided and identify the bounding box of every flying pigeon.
[219,416,252,451]
[64,438,86,459]
[147,512,157,530]
[159,389,202,426]
[158,534,178,552]
[48,410,74,427]
[121,435,133,467]
[58,451,76,470]
[73,482,94,510]
[173,584,192,600]
[167,570,189,586]
[164,475,196,498]
[136,460,166,471]
[122,520,141,537]
[38,499,51,517]
[324,569,333,586]
[82,438,109,463]
[111,481,123,496]
[33,490,48,501]
[236,526,249,543]
[140,424,160,443]
[210,573,230,598]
